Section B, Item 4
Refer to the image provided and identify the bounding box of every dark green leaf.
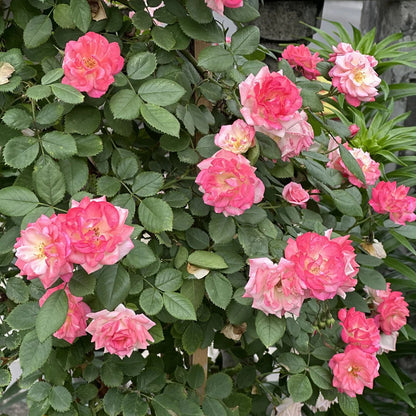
[24,15,52,48]
[287,374,312,402]
[20,330,52,377]
[255,312,286,347]
[163,292,196,320]
[70,0,91,32]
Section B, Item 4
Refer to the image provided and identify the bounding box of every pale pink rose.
[239,66,302,136]
[60,196,134,274]
[369,181,416,225]
[62,32,124,98]
[378,331,398,354]
[14,215,73,289]
[284,230,359,301]
[271,397,303,416]
[275,111,314,161]
[281,44,323,80]
[205,0,243,15]
[243,257,306,318]
[310,189,320,203]
[39,283,90,344]
[214,119,255,154]
[329,345,379,397]
[376,291,409,335]
[86,304,155,358]
[195,149,265,216]
[308,392,338,413]
[338,307,380,353]
[328,42,355,62]
[282,182,310,209]
[349,124,360,136]
[327,137,380,188]
[364,283,391,306]
[329,50,381,107]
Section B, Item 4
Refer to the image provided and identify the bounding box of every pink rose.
[86,304,155,358]
[376,291,409,335]
[378,331,398,354]
[243,257,306,318]
[275,111,314,161]
[62,32,124,98]
[205,0,243,15]
[338,307,380,353]
[239,66,302,136]
[364,283,391,306]
[214,119,255,154]
[329,345,379,397]
[328,42,355,62]
[281,44,323,80]
[60,196,134,274]
[195,149,265,216]
[39,283,90,344]
[329,50,381,107]
[349,124,360,136]
[14,214,73,289]
[284,230,359,301]
[369,181,416,225]
[310,189,320,203]
[282,182,310,209]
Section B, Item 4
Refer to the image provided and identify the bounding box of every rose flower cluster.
[14,197,154,358]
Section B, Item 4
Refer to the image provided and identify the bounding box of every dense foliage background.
[2,1,416,415]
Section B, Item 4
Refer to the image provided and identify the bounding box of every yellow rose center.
[348,365,360,377]
[37,242,46,259]
[354,70,365,84]
[83,56,98,69]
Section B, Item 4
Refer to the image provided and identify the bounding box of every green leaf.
[155,268,183,292]
[358,267,386,290]
[151,26,175,51]
[187,365,205,389]
[231,25,260,55]
[20,330,52,377]
[69,268,96,297]
[287,374,312,402]
[181,279,205,310]
[96,264,131,310]
[198,46,234,72]
[59,157,89,195]
[103,388,124,416]
[49,386,72,412]
[97,176,121,197]
[53,4,75,28]
[338,143,366,186]
[76,383,99,403]
[0,226,19,254]
[2,108,32,129]
[123,393,148,416]
[3,136,39,169]
[33,156,66,205]
[101,361,124,387]
[279,353,307,374]
[65,105,101,134]
[202,397,227,416]
[205,272,233,309]
[6,302,40,330]
[51,83,84,104]
[179,17,223,43]
[209,215,235,244]
[378,354,403,389]
[163,291,196,320]
[182,322,203,354]
[309,366,333,390]
[0,186,39,216]
[140,288,163,315]
[6,277,29,304]
[338,393,359,416]
[255,312,286,347]
[139,197,173,233]
[127,52,157,80]
[110,90,142,120]
[188,251,228,270]
[331,189,363,217]
[257,133,281,159]
[224,3,260,22]
[384,256,416,283]
[140,103,180,137]
[24,15,52,48]
[75,134,103,157]
[36,102,64,125]
[36,289,68,342]
[138,79,186,106]
[70,0,91,32]
[206,373,233,399]
[185,0,212,23]
[124,240,157,269]
[41,68,64,85]
[133,172,164,197]
[0,369,11,388]
[41,131,77,159]
[28,381,52,402]
[26,84,52,100]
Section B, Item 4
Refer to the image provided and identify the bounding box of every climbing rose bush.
[1,2,416,416]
